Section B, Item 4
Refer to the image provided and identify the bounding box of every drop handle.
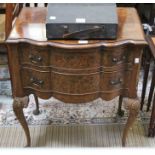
[30,77,44,87]
[29,54,43,64]
[110,78,123,85]
[112,56,126,63]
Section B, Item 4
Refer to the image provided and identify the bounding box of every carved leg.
[122,98,140,146]
[117,95,124,117]
[13,96,31,147]
[33,93,40,115]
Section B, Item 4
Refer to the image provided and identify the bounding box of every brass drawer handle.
[110,78,123,85]
[112,56,126,63]
[29,54,43,64]
[30,77,44,87]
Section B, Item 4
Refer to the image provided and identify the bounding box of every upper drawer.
[50,47,100,70]
[19,44,134,70]
[19,44,50,67]
[101,46,133,67]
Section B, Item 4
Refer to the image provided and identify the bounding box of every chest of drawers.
[18,43,139,102]
[6,7,147,147]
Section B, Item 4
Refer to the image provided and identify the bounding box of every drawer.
[50,47,100,70]
[21,68,51,91]
[100,70,130,91]
[51,71,100,94]
[101,46,132,67]
[19,44,50,66]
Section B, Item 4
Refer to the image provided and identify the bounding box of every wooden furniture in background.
[137,4,155,25]
[23,3,48,7]
[0,3,21,53]
[0,3,5,13]
[0,3,22,91]
[141,36,155,137]
[0,3,6,53]
[6,7,147,147]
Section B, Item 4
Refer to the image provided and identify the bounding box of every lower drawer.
[51,69,130,94]
[100,70,130,91]
[21,68,51,91]
[21,67,131,103]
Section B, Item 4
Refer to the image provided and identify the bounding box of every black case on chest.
[46,3,118,40]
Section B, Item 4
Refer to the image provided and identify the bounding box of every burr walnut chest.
[6,7,147,147]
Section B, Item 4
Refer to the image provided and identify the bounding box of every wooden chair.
[0,3,5,14]
[23,3,48,7]
[141,35,155,137]
[0,3,21,90]
[142,35,155,137]
[0,4,21,53]
[0,4,6,53]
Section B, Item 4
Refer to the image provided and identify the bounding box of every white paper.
[49,16,56,20]
[134,58,140,64]
[76,18,86,23]
[78,40,88,44]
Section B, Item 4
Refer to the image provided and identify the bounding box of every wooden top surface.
[7,7,147,48]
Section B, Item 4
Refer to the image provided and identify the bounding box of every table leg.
[147,64,155,112]
[117,95,124,117]
[141,48,151,110]
[148,93,155,137]
[122,98,140,146]
[13,96,31,147]
[33,93,40,115]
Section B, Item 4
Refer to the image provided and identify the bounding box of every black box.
[46,3,118,40]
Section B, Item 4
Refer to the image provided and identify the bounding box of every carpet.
[1,123,155,147]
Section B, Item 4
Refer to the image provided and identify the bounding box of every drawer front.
[101,46,133,67]
[100,70,131,91]
[19,44,50,66]
[19,44,133,69]
[51,72,100,94]
[21,68,51,91]
[51,69,130,94]
[50,47,100,70]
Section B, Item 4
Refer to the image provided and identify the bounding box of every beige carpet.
[0,122,155,147]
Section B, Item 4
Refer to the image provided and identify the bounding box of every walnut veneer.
[6,7,147,147]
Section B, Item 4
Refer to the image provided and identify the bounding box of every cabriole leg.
[122,98,140,146]
[13,96,31,147]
